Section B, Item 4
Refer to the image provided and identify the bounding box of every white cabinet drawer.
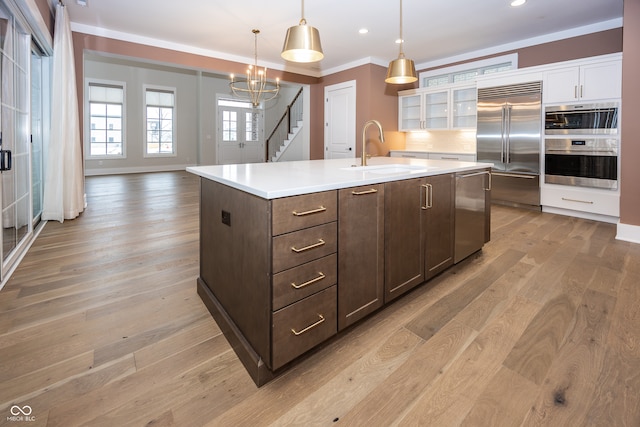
[541,185,619,217]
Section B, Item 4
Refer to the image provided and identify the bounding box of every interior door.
[324,80,355,159]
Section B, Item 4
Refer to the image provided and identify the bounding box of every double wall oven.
[544,103,619,190]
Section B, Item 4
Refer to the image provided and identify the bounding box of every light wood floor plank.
[395,295,541,426]
[520,288,617,426]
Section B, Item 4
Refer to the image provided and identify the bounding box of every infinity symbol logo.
[10,405,32,416]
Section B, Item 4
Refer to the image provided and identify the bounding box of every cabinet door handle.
[291,272,326,289]
[351,188,378,195]
[420,183,432,210]
[291,239,325,253]
[291,314,325,336]
[292,206,326,216]
[574,85,578,99]
[562,197,594,204]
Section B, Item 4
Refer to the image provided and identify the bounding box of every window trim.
[143,84,177,158]
[85,78,126,159]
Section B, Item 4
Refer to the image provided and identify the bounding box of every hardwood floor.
[1,171,639,426]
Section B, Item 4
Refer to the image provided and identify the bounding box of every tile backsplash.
[404,130,477,154]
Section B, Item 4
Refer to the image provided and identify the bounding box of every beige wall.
[621,2,640,227]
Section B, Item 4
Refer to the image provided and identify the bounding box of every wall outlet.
[221,210,231,226]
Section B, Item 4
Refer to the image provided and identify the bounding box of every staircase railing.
[265,87,304,162]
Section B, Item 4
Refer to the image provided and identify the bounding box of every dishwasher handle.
[457,170,491,191]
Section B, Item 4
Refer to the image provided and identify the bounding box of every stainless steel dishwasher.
[455,170,491,263]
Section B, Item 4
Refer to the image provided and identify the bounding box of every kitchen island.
[187,157,492,386]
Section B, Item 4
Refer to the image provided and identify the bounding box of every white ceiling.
[65,0,624,77]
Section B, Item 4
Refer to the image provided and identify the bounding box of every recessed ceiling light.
[77,0,88,6]
[510,0,526,6]
[359,28,369,34]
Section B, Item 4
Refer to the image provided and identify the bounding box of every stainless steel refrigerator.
[476,81,542,208]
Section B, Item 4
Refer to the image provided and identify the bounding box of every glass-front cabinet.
[424,90,448,129]
[398,84,477,131]
[399,93,422,130]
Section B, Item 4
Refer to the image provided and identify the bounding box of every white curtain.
[42,3,85,222]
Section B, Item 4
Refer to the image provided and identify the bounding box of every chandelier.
[230,29,280,107]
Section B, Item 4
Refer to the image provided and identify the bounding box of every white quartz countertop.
[187,157,492,199]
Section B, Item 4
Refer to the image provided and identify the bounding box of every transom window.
[420,53,518,88]
[88,82,124,157]
[145,87,175,156]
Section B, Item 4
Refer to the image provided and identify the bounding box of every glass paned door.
[0,5,32,280]
[217,102,263,165]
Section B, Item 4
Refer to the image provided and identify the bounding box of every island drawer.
[272,222,337,273]
[272,254,337,311]
[271,285,337,370]
[272,191,338,236]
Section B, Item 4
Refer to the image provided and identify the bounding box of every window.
[87,82,124,157]
[419,54,518,88]
[145,87,175,156]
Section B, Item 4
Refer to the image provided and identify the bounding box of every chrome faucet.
[361,119,385,166]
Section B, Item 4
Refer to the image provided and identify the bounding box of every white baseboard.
[84,164,196,176]
[617,222,640,244]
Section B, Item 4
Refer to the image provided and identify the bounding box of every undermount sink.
[341,164,433,174]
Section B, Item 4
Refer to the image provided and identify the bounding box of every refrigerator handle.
[500,106,506,163]
[505,105,512,164]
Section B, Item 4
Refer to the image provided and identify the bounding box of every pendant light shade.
[386,54,417,84]
[386,0,417,84]
[281,0,324,63]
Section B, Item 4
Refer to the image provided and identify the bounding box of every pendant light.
[281,0,324,63]
[385,0,417,84]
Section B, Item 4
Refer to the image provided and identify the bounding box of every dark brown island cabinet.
[195,167,491,386]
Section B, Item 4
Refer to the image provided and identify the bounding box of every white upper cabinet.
[398,93,423,130]
[451,86,477,128]
[543,59,622,104]
[399,84,476,131]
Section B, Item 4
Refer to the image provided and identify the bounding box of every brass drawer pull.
[562,197,594,204]
[291,272,326,289]
[291,314,325,336]
[351,189,378,196]
[292,206,326,216]
[291,239,325,253]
